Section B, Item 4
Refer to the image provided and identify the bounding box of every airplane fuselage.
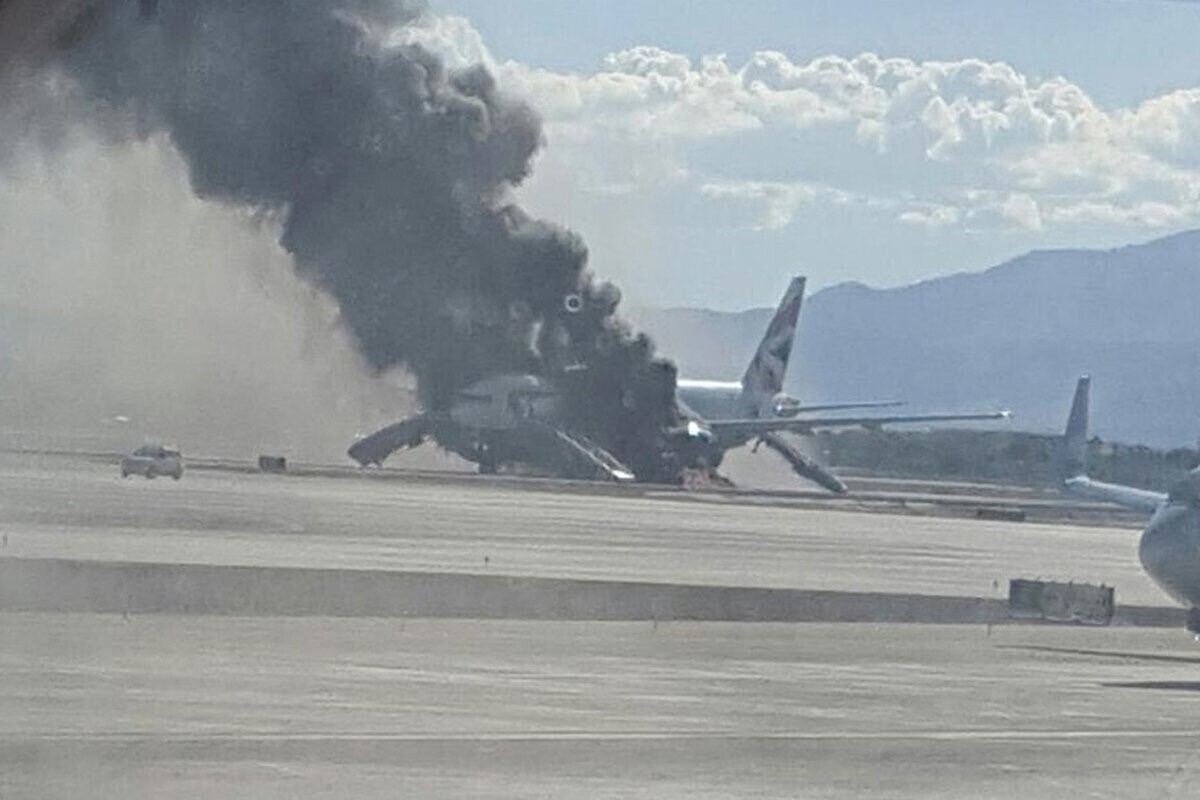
[676,380,755,421]
[1054,375,1200,625]
[1139,502,1200,613]
[675,379,767,452]
[433,422,548,474]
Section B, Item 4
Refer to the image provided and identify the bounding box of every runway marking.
[997,645,1200,665]
[1103,681,1200,692]
[7,729,1200,745]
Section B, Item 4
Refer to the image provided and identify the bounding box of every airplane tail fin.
[1061,375,1090,479]
[741,276,806,412]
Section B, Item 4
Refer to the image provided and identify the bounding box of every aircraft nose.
[1138,505,1200,608]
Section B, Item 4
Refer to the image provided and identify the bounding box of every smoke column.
[11,0,683,479]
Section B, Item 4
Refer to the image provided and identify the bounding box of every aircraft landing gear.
[477,445,498,475]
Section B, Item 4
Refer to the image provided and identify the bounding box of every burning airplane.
[4,2,1007,490]
[349,371,638,482]
[5,0,692,482]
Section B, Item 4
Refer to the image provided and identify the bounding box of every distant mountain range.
[630,230,1200,448]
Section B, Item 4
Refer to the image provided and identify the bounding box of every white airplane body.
[351,276,1008,495]
[1059,375,1168,513]
[1056,375,1200,632]
[675,379,898,421]
[671,276,1010,492]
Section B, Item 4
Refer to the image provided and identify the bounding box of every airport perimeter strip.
[0,557,1182,627]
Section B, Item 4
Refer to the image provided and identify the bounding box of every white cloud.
[998,193,1043,231]
[898,204,961,228]
[1129,89,1200,168]
[699,180,848,230]
[603,46,693,79]
[1045,200,1195,228]
[499,50,765,140]
[385,12,1200,300]
[485,43,1200,234]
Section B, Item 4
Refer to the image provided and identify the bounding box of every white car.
[120,444,184,480]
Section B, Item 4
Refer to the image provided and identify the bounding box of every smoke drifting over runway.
[0,136,417,459]
[3,0,681,478]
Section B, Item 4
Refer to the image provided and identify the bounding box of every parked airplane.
[673,276,1010,492]
[1056,374,1200,632]
[675,277,899,421]
[1059,376,1165,512]
[1140,471,1200,633]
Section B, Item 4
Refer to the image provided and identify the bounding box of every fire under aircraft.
[1056,375,1200,632]
[349,277,1009,493]
[671,276,1011,492]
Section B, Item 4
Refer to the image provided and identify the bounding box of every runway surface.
[2,451,1198,798]
[0,452,1162,603]
[5,617,1200,799]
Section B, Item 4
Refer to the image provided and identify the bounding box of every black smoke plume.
[29,0,684,479]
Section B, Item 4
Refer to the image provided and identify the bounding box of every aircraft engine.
[771,392,801,416]
[663,420,723,469]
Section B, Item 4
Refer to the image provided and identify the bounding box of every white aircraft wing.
[704,409,1010,440]
[1063,475,1166,513]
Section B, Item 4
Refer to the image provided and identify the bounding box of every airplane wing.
[704,410,1010,440]
[1063,475,1166,514]
[755,431,848,494]
[348,414,432,466]
[785,400,904,415]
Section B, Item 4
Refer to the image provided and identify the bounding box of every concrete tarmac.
[4,616,1200,799]
[0,452,1164,603]
[2,451,1197,798]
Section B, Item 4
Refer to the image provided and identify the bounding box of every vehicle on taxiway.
[120,443,184,480]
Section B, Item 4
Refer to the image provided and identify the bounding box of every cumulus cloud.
[499,46,766,140]
[898,204,961,228]
[315,13,1200,302]
[998,193,1043,231]
[1130,88,1200,168]
[480,40,1200,235]
[699,180,844,230]
[1045,200,1194,228]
